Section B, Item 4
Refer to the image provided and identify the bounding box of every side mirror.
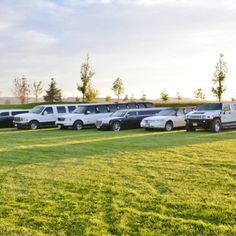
[42,111,48,116]
[85,110,91,115]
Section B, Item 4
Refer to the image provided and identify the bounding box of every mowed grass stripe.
[0,129,235,235]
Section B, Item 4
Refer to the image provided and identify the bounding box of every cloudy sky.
[0,0,235,100]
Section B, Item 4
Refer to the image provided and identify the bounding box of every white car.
[186,102,236,132]
[141,108,193,131]
[13,104,78,130]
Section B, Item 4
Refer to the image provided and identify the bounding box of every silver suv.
[185,103,236,132]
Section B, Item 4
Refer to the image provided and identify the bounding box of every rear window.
[107,104,117,112]
[68,106,76,113]
[97,105,108,113]
[12,111,28,116]
[0,112,9,117]
[57,106,66,114]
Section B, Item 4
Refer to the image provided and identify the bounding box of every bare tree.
[112,78,124,103]
[176,92,182,101]
[13,76,31,104]
[194,88,206,100]
[160,90,169,102]
[32,81,43,103]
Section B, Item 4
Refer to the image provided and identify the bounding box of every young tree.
[211,53,227,102]
[84,84,99,102]
[105,96,112,102]
[140,91,147,101]
[77,55,95,103]
[13,76,31,104]
[194,88,206,100]
[32,81,43,103]
[44,78,62,103]
[123,94,129,102]
[160,90,169,102]
[176,92,182,101]
[112,78,124,103]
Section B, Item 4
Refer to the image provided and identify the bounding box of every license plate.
[193,123,198,126]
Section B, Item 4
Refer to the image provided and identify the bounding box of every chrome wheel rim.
[215,122,220,132]
[31,122,38,130]
[113,123,120,131]
[76,123,82,130]
[166,123,172,131]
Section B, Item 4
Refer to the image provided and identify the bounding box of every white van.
[13,104,78,130]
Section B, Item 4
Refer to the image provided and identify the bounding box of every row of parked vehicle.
[1,102,236,133]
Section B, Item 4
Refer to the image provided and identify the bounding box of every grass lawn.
[0,128,235,235]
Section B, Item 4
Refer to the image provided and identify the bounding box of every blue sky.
[0,0,235,100]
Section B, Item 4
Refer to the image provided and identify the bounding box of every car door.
[232,104,236,125]
[83,105,98,124]
[40,107,57,126]
[174,109,186,127]
[124,111,138,128]
[221,104,234,125]
[96,105,110,120]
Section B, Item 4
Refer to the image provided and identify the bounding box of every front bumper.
[13,121,29,128]
[96,123,110,130]
[55,121,73,127]
[186,119,212,127]
[141,121,165,129]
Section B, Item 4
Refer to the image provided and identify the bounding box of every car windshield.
[110,110,127,117]
[158,109,176,116]
[196,103,222,111]
[73,106,87,114]
[31,106,45,114]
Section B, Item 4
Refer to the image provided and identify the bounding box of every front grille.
[14,117,21,122]
[189,115,202,119]
[58,117,65,121]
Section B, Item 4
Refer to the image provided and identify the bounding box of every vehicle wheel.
[186,123,196,132]
[29,120,39,130]
[112,121,121,131]
[210,119,221,133]
[165,121,173,131]
[73,120,83,130]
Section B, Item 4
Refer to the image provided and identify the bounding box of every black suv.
[96,107,165,131]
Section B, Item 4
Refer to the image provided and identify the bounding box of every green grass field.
[0,128,235,235]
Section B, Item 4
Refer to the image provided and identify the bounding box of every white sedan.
[140,108,193,131]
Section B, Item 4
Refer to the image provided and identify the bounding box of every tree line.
[10,53,233,104]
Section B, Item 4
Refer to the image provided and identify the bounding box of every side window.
[97,105,108,113]
[68,106,76,113]
[86,106,97,114]
[177,109,185,116]
[0,112,10,117]
[233,104,236,111]
[145,103,153,108]
[107,104,117,112]
[127,103,137,109]
[137,103,146,108]
[127,111,137,117]
[223,104,231,112]
[118,104,127,110]
[44,107,53,115]
[56,106,66,114]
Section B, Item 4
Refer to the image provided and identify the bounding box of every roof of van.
[117,107,169,112]
[0,109,30,112]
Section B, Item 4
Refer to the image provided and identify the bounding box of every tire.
[112,121,121,131]
[73,120,83,130]
[165,121,173,131]
[29,120,39,130]
[58,125,67,130]
[210,119,221,133]
[186,123,196,132]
